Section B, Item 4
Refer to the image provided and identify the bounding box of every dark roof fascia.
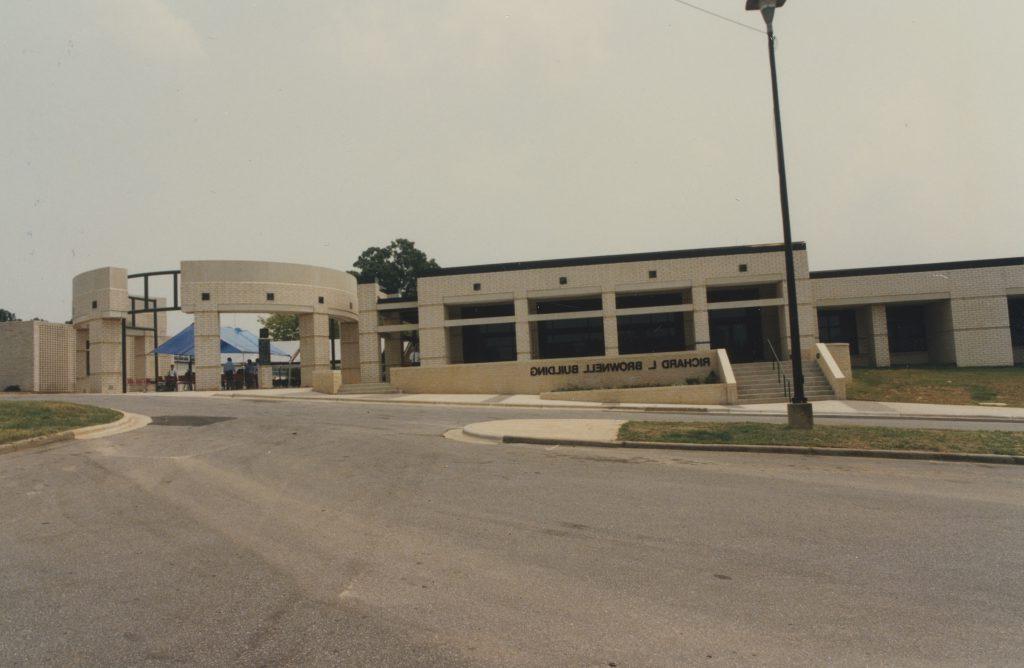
[419,242,806,279]
[810,256,1024,280]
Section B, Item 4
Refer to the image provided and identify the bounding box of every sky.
[2,0,1022,327]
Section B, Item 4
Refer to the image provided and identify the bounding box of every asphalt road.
[2,394,1023,665]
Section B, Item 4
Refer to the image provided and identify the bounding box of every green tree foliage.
[0,309,17,322]
[258,313,299,341]
[352,238,439,296]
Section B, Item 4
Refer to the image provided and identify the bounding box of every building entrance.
[709,307,766,363]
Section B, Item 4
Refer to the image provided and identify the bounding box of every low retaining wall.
[391,350,726,396]
[540,383,728,405]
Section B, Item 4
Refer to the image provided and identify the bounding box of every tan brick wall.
[0,321,37,391]
[391,350,722,395]
[36,322,75,393]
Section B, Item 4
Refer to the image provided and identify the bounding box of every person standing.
[222,357,235,390]
[165,364,178,392]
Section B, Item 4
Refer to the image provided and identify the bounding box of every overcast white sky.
[2,0,1022,326]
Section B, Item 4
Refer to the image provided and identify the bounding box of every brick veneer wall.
[0,321,37,391]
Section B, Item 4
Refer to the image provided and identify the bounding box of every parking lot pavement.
[2,394,1023,665]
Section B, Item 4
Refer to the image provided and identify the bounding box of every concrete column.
[514,298,532,361]
[299,312,330,388]
[869,304,890,368]
[339,321,361,385]
[949,297,1014,367]
[194,311,221,391]
[601,292,618,356]
[86,318,122,394]
[692,286,710,350]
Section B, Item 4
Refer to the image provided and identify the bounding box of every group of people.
[222,357,259,390]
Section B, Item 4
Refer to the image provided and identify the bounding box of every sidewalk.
[455,419,1024,465]
[174,387,1024,424]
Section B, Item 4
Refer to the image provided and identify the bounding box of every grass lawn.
[847,366,1024,408]
[618,421,1024,457]
[0,401,121,445]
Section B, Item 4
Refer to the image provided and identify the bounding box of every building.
[1,242,1021,401]
[0,320,75,393]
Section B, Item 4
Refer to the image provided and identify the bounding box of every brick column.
[75,327,88,392]
[950,297,1014,367]
[869,304,890,368]
[692,286,710,350]
[601,292,618,356]
[299,312,330,387]
[339,321,361,385]
[359,332,382,383]
[514,298,532,361]
[87,318,122,394]
[418,304,448,367]
[194,311,221,391]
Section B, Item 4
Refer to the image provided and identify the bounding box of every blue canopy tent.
[153,324,290,357]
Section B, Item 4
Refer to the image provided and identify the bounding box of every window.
[536,317,604,359]
[618,313,687,354]
[266,292,275,301]
[1009,298,1024,347]
[201,292,210,301]
[707,283,777,303]
[817,309,859,355]
[616,290,687,309]
[473,283,481,291]
[648,270,657,279]
[533,297,602,314]
[318,296,324,304]
[559,277,568,285]
[739,264,748,272]
[91,300,97,309]
[887,305,928,353]
[461,323,516,363]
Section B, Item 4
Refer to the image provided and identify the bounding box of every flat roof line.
[419,242,806,278]
[810,256,1024,280]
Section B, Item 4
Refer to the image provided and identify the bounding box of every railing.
[766,340,792,399]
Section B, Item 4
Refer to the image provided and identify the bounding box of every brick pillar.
[75,327,89,392]
[949,297,1014,367]
[194,311,221,391]
[869,304,890,368]
[299,312,330,387]
[417,304,447,367]
[692,286,710,350]
[601,292,618,356]
[87,318,122,394]
[258,364,273,390]
[339,321,361,385]
[359,332,382,383]
[514,298,532,361]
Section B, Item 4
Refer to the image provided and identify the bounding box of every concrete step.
[338,383,399,395]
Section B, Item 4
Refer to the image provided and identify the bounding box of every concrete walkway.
[169,387,1024,424]
[456,418,1024,465]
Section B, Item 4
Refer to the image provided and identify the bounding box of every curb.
[0,411,151,456]
[219,392,1024,424]
[460,426,1024,466]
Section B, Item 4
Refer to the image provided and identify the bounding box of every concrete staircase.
[732,361,835,404]
[337,382,399,395]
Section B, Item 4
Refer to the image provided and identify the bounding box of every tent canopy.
[153,324,290,357]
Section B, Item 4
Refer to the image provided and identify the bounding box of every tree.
[258,313,299,341]
[0,309,16,322]
[352,238,439,296]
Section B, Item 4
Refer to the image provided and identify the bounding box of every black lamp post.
[746,0,813,428]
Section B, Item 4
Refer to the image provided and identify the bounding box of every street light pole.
[746,0,813,428]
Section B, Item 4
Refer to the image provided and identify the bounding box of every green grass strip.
[0,401,121,445]
[619,421,1024,456]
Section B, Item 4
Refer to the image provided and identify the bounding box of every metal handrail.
[766,339,793,399]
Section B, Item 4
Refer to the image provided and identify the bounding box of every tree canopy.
[352,238,439,297]
[0,309,16,322]
[258,313,299,341]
